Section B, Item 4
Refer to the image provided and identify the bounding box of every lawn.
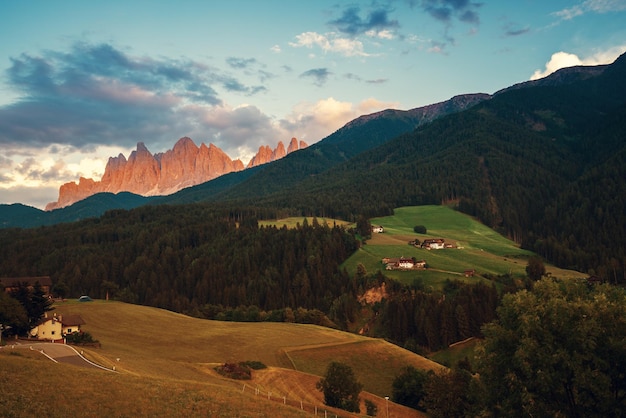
[2,299,439,417]
[259,217,353,229]
[29,300,441,398]
[343,205,581,287]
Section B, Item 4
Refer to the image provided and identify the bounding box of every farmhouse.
[0,276,52,296]
[372,225,384,233]
[30,312,86,342]
[421,238,445,250]
[382,257,427,270]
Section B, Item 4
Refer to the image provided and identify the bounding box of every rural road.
[1,341,115,372]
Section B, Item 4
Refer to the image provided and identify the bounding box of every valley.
[1,300,430,417]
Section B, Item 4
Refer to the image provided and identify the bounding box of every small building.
[30,313,86,342]
[421,239,445,250]
[464,269,475,277]
[0,276,52,296]
[414,260,427,269]
[372,226,384,233]
[398,257,414,269]
[383,257,427,270]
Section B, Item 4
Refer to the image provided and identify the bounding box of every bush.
[239,360,266,370]
[65,331,98,345]
[413,225,427,234]
[214,362,252,380]
[316,361,362,413]
[365,399,378,416]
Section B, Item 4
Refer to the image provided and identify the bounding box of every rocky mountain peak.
[46,137,306,210]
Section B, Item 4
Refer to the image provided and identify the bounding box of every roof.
[61,314,85,327]
[38,314,86,327]
[0,276,52,288]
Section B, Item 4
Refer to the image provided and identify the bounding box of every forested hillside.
[0,205,356,316]
[219,54,626,281]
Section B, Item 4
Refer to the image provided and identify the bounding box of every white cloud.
[530,45,626,80]
[366,29,395,40]
[289,31,370,57]
[270,45,281,53]
[553,0,626,20]
[281,97,398,143]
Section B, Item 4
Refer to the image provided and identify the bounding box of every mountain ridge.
[45,137,307,210]
[1,56,621,234]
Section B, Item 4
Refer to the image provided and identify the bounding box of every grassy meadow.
[343,205,581,288]
[259,216,353,229]
[1,300,431,417]
[2,205,583,417]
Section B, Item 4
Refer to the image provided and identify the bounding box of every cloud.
[530,45,626,80]
[553,0,626,21]
[0,184,59,208]
[226,57,257,69]
[419,0,481,24]
[289,32,370,57]
[502,22,531,37]
[0,42,267,154]
[300,68,332,87]
[280,97,399,143]
[408,0,482,51]
[328,6,399,36]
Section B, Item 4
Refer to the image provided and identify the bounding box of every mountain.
[237,53,626,275]
[3,53,624,281]
[45,137,307,211]
[163,93,492,204]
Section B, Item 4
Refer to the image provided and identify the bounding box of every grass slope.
[2,300,435,417]
[344,206,581,287]
[259,217,353,229]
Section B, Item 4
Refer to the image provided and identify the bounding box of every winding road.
[1,341,116,372]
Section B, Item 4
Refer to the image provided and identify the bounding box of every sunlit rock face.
[45,137,306,210]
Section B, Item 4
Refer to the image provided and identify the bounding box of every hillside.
[1,300,435,417]
[239,53,626,278]
[0,93,488,228]
[343,206,581,287]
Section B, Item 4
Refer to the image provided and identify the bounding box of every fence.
[240,383,360,417]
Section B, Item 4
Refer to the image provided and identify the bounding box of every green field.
[343,205,581,287]
[1,300,432,417]
[259,216,353,229]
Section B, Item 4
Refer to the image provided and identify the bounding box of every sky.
[1,1,625,209]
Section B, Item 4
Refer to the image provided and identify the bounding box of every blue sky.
[1,0,625,208]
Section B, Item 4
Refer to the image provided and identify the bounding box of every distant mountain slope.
[241,54,626,274]
[0,192,152,228]
[2,92,490,228]
[197,93,491,202]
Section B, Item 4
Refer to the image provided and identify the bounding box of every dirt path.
[2,342,115,371]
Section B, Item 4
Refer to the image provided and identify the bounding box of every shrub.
[214,362,252,380]
[239,360,266,370]
[65,331,98,345]
[365,399,378,416]
[413,225,427,234]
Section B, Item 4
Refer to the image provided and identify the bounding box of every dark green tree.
[365,399,378,416]
[525,255,546,281]
[392,365,428,410]
[51,281,69,299]
[477,278,626,417]
[421,368,483,418]
[0,291,29,338]
[413,225,427,234]
[316,361,363,413]
[356,216,372,240]
[10,282,53,331]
